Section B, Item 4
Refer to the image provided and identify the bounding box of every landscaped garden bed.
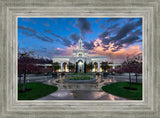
[67,76,93,80]
[64,76,96,83]
[67,72,94,75]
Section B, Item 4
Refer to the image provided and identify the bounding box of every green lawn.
[18,83,58,100]
[102,82,142,100]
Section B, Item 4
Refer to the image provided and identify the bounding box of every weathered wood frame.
[0,0,159,118]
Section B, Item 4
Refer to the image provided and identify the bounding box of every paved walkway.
[20,74,142,100]
[37,78,128,100]
[37,89,127,100]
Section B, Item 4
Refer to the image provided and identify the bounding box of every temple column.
[98,62,100,72]
[99,63,102,72]
[112,65,115,69]
[65,63,68,72]
[60,62,63,72]
[93,62,96,72]
[67,62,69,72]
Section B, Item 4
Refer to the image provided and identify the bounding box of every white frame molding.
[0,0,159,118]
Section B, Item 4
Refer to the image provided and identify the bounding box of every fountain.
[44,72,113,90]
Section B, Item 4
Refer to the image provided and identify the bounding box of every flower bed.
[67,72,94,75]
[67,76,93,80]
[64,76,96,83]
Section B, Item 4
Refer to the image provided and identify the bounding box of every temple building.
[52,37,107,72]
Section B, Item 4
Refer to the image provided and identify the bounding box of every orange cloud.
[60,38,142,63]
[89,38,142,63]
[57,48,61,50]
[61,45,78,56]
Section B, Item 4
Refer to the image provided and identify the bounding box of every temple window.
[79,54,82,57]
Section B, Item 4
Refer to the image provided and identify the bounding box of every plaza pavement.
[36,89,128,100]
[18,74,142,100]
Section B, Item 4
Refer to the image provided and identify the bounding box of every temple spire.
[79,31,83,49]
[80,30,82,41]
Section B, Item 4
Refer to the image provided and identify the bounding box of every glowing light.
[79,61,83,65]
[100,67,102,72]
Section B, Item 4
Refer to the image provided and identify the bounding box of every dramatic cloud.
[99,18,142,52]
[44,29,72,47]
[55,37,142,63]
[18,25,54,43]
[18,18,142,63]
[111,19,142,42]
[69,33,80,45]
[22,32,35,37]
[133,28,142,36]
[107,23,119,33]
[114,35,139,48]
[87,38,142,63]
[83,41,95,50]
[35,34,53,42]
[18,26,37,34]
[98,30,110,41]
[75,18,93,36]
[61,37,72,47]
[99,18,121,30]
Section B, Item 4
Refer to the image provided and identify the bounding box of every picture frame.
[0,0,159,118]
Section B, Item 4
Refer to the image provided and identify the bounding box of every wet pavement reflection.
[37,90,127,100]
[36,75,129,100]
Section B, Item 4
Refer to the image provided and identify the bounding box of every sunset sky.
[18,18,142,63]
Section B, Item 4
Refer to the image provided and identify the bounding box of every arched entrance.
[77,60,84,73]
[63,62,67,72]
[94,62,98,72]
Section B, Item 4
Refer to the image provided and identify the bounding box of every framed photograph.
[17,17,142,101]
[0,0,159,118]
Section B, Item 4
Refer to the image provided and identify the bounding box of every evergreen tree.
[84,61,87,73]
[67,62,75,72]
[76,62,78,73]
[86,62,94,72]
[101,62,109,72]
[52,62,60,72]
